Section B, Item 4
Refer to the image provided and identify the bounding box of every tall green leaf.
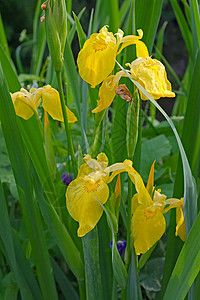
[164,210,200,300]
[135,0,163,52]
[170,0,193,56]
[0,13,10,58]
[0,182,43,300]
[82,228,103,300]
[0,63,58,299]
[0,45,21,92]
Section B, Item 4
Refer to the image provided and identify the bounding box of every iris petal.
[175,206,186,241]
[132,205,166,255]
[92,75,119,113]
[11,88,42,120]
[66,177,109,237]
[129,57,176,100]
[77,30,117,88]
[41,85,77,123]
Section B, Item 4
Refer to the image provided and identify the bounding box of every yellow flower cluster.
[66,153,185,255]
[77,26,175,113]
[11,85,77,123]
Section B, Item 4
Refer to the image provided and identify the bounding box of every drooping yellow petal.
[131,205,166,255]
[107,159,152,206]
[92,75,118,113]
[129,57,176,100]
[163,197,184,214]
[175,206,186,242]
[11,88,42,120]
[117,29,144,55]
[106,160,133,182]
[131,193,139,214]
[136,41,149,59]
[77,26,118,88]
[12,93,35,120]
[66,177,109,237]
[40,85,77,123]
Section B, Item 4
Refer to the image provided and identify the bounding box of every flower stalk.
[56,71,77,177]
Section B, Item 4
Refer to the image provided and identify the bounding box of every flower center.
[84,178,100,193]
[93,41,108,52]
[144,208,157,220]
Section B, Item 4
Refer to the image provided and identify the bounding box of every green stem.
[78,279,86,300]
[125,177,132,269]
[121,178,133,299]
[56,71,77,177]
[89,109,106,157]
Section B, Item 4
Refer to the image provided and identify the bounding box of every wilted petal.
[131,205,166,255]
[66,177,109,237]
[129,57,176,100]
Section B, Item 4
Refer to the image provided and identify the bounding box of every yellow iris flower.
[66,154,185,250]
[77,26,144,88]
[91,31,175,113]
[131,162,186,255]
[66,153,134,237]
[11,85,77,123]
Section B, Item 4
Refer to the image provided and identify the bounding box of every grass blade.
[0,45,21,92]
[163,210,200,300]
[0,182,43,300]
[135,0,163,52]
[170,0,193,55]
[0,13,10,58]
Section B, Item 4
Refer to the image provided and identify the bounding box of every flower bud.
[45,0,67,72]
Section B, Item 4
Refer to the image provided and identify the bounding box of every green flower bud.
[45,0,67,72]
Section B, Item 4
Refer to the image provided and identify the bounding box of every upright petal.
[66,177,109,237]
[146,160,155,196]
[131,205,166,255]
[77,26,117,88]
[96,152,109,169]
